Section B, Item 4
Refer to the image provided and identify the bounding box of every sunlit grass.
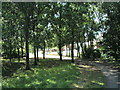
[3,63,80,88]
[2,59,105,88]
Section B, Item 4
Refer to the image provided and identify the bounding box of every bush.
[83,47,101,59]
[93,49,101,58]
[85,47,94,58]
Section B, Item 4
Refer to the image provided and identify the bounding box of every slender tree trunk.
[58,4,63,61]
[25,34,30,69]
[77,43,79,57]
[79,42,81,58]
[43,40,46,59]
[25,16,30,70]
[58,42,62,61]
[36,47,39,61]
[17,48,20,62]
[34,46,37,65]
[33,36,37,66]
[21,34,24,58]
[71,42,74,63]
[69,46,70,57]
[88,41,90,48]
[71,29,74,63]
[21,46,24,58]
[81,43,85,58]
[77,41,80,58]
[66,45,67,56]
[17,28,20,62]
[32,15,37,65]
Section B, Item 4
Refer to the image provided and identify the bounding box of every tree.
[101,2,120,62]
[16,2,36,70]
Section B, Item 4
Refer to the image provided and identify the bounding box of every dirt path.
[79,60,119,88]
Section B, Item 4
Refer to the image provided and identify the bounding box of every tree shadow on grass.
[2,58,71,77]
[2,61,25,77]
[3,62,80,88]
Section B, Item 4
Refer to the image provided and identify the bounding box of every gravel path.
[90,61,119,88]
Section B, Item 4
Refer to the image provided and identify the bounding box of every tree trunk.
[21,46,24,58]
[66,45,67,56]
[77,41,80,58]
[32,15,37,65]
[81,43,85,58]
[25,15,30,70]
[21,33,24,58]
[71,42,74,63]
[43,40,45,59]
[34,46,37,65]
[69,46,70,57]
[58,4,62,61]
[17,48,20,62]
[36,47,39,61]
[77,43,79,57]
[71,29,74,63]
[58,43,62,61]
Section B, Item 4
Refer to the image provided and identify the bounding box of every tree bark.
[71,29,74,63]
[77,41,80,58]
[17,48,20,62]
[43,40,46,59]
[21,33,24,58]
[58,4,62,61]
[21,46,24,58]
[34,46,37,65]
[81,43,85,58]
[58,42,62,61]
[71,42,74,63]
[69,45,71,57]
[25,15,30,70]
[66,45,67,56]
[36,47,39,61]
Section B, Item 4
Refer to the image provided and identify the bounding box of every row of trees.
[2,2,120,69]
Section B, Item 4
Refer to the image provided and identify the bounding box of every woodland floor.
[2,56,120,89]
[2,58,105,88]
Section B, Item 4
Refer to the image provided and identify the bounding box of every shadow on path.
[78,60,119,89]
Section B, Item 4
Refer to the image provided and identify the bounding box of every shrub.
[83,47,101,59]
[93,49,101,58]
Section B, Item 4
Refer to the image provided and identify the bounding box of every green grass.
[2,59,105,88]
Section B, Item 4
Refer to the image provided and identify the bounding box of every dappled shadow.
[2,60,80,88]
[2,61,25,77]
[2,58,105,88]
[78,59,119,88]
[2,58,72,77]
[38,59,72,68]
[74,60,105,88]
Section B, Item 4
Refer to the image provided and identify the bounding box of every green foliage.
[83,47,101,59]
[3,59,80,88]
[100,2,120,62]
[84,47,94,58]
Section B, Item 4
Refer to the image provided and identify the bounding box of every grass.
[2,58,105,88]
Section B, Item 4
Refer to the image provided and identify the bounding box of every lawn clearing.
[2,59,105,88]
